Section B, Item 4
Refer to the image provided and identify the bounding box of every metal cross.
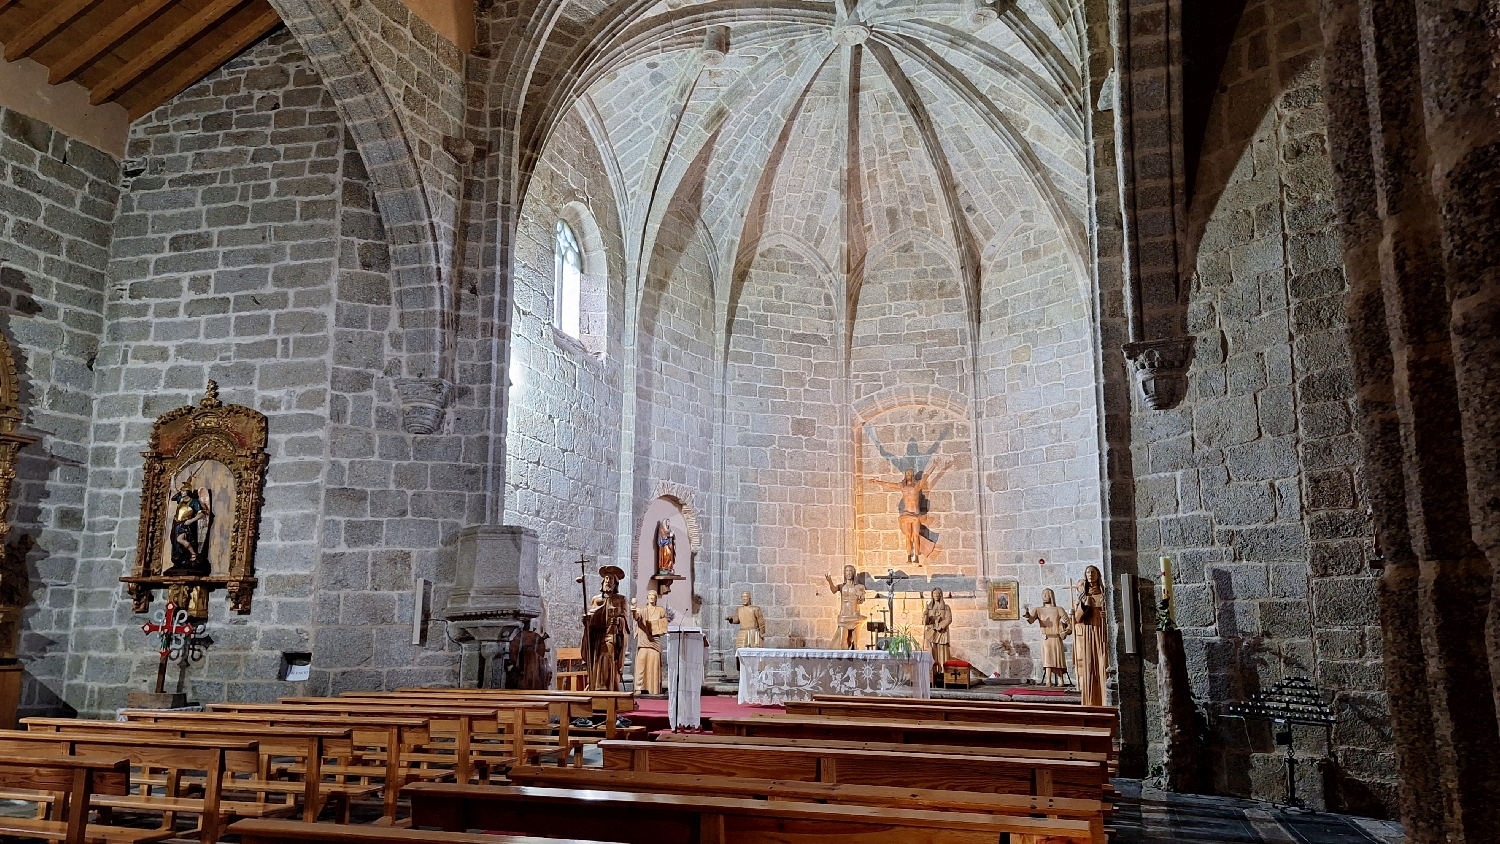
[141,601,205,695]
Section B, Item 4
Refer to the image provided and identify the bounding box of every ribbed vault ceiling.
[524,0,1091,316]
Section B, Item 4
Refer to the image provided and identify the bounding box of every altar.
[736,648,933,705]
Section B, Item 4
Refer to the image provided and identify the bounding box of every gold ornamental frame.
[122,382,267,617]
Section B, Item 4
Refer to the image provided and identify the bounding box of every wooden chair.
[553,647,588,692]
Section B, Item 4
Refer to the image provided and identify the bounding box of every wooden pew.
[655,731,1113,768]
[212,701,538,783]
[231,818,609,844]
[393,687,638,740]
[322,692,575,752]
[0,732,258,843]
[506,765,1110,844]
[405,782,1096,844]
[124,710,430,823]
[786,698,1119,737]
[24,717,367,822]
[0,753,158,844]
[813,693,1118,718]
[599,737,1110,800]
[711,713,1115,755]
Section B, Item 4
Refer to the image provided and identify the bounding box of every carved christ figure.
[824,565,867,650]
[869,459,948,563]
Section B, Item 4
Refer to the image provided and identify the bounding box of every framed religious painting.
[987,580,1020,621]
[121,382,268,618]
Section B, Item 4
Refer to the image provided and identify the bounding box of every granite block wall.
[1131,0,1391,813]
[723,242,849,648]
[0,107,121,716]
[503,110,626,653]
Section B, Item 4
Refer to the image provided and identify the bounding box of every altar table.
[736,648,932,705]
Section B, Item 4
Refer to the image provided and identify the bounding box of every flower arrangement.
[884,627,920,657]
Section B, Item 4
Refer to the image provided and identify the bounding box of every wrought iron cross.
[140,601,204,695]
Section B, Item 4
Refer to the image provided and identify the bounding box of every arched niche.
[634,497,694,621]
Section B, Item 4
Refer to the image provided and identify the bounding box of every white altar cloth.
[736,648,932,705]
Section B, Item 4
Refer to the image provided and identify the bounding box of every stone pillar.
[443,525,542,688]
[1409,0,1500,721]
[1319,0,1500,839]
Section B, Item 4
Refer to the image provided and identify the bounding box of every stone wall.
[504,109,626,653]
[723,241,849,648]
[37,30,474,713]
[0,107,120,716]
[1132,0,1391,813]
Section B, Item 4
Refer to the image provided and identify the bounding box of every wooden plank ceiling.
[0,0,283,120]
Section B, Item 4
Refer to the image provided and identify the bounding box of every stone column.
[1409,0,1500,719]
[1319,0,1500,839]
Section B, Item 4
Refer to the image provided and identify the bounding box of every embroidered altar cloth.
[736,647,932,705]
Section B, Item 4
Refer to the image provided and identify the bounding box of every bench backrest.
[229,818,617,844]
[713,713,1115,755]
[404,783,1094,844]
[812,693,1118,716]
[599,737,1108,799]
[785,699,1120,736]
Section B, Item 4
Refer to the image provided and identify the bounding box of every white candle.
[1160,556,1174,623]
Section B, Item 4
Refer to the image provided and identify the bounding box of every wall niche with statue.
[121,381,268,619]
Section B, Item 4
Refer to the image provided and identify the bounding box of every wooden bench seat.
[505,765,1110,844]
[711,713,1115,755]
[230,818,608,844]
[599,737,1110,800]
[122,711,430,823]
[394,688,638,739]
[654,730,1113,767]
[0,732,259,843]
[0,753,174,844]
[216,700,551,782]
[812,693,1118,717]
[23,717,374,822]
[405,782,1095,844]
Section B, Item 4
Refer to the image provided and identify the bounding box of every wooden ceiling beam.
[4,0,106,62]
[47,0,174,85]
[130,6,281,119]
[90,0,249,105]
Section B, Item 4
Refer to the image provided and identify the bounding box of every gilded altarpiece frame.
[122,382,267,618]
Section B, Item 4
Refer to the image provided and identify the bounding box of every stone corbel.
[1123,337,1195,411]
[397,378,455,435]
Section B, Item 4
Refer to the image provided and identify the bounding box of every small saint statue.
[165,478,212,576]
[582,565,631,692]
[923,588,952,670]
[868,459,948,564]
[654,521,677,575]
[824,565,867,650]
[726,590,766,651]
[631,590,669,695]
[1023,588,1072,687]
[1072,565,1109,706]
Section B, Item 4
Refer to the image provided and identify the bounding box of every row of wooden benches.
[1,688,1116,844]
[0,688,636,843]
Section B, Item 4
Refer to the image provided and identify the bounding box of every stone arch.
[268,0,453,432]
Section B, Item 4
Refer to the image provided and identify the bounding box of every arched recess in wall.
[633,494,698,621]
[267,0,451,407]
[556,201,610,359]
